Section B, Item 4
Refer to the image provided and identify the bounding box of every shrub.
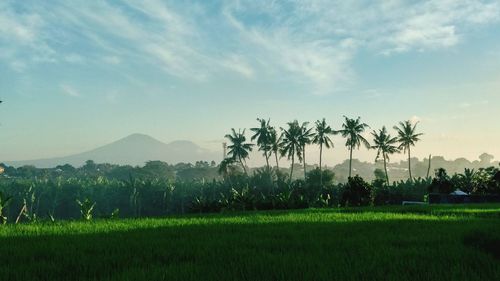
[340,176,373,207]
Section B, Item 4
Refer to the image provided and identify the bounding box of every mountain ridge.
[4,134,220,168]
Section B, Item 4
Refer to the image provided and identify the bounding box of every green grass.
[1,204,499,281]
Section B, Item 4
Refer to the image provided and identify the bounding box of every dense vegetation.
[0,117,499,222]
[0,162,498,222]
[0,204,499,280]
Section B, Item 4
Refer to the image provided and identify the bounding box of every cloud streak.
[0,0,498,94]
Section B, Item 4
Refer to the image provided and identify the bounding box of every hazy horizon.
[3,132,497,169]
[1,1,499,165]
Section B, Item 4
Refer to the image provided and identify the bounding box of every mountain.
[5,134,221,168]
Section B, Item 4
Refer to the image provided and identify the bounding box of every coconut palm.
[394,120,423,181]
[336,116,370,178]
[250,118,272,171]
[298,122,314,180]
[268,127,281,169]
[225,128,254,176]
[312,118,335,186]
[280,120,303,183]
[218,157,236,178]
[371,126,400,185]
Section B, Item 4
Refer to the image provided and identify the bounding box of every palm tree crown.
[336,116,370,178]
[298,122,314,180]
[393,120,423,180]
[280,120,303,182]
[250,118,272,170]
[225,128,254,175]
[371,126,399,185]
[312,118,335,186]
[268,127,282,169]
[312,118,335,150]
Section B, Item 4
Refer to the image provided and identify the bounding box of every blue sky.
[1,0,499,166]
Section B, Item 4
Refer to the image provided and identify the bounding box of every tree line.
[223,116,423,186]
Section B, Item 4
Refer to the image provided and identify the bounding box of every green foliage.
[0,191,12,224]
[337,116,370,178]
[393,120,423,180]
[76,198,96,221]
[428,168,454,194]
[225,128,254,175]
[340,175,373,207]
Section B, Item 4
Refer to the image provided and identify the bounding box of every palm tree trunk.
[407,146,412,181]
[349,146,353,178]
[265,151,270,171]
[383,155,389,186]
[239,155,247,176]
[426,154,432,178]
[303,147,307,180]
[289,154,294,184]
[319,143,323,186]
[274,151,280,170]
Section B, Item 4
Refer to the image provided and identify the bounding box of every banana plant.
[0,191,12,224]
[76,198,96,221]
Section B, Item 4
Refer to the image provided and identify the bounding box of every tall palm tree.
[280,120,303,183]
[394,120,423,181]
[225,128,254,176]
[312,118,335,186]
[371,126,399,185]
[268,127,281,170]
[250,118,272,171]
[336,116,370,178]
[298,122,313,180]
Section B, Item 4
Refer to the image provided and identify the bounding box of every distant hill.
[5,134,221,168]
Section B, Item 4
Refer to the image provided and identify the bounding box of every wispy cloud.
[60,84,81,98]
[1,0,499,94]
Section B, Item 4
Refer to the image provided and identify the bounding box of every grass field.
[1,204,499,281]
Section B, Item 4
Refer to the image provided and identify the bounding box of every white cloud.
[1,0,499,94]
[10,60,27,72]
[60,84,81,98]
[64,54,84,64]
[457,99,489,109]
[410,115,422,125]
[102,56,121,65]
[220,55,254,78]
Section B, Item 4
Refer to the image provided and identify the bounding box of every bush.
[340,176,373,207]
[428,168,453,194]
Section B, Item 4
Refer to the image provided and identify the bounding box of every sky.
[0,0,499,166]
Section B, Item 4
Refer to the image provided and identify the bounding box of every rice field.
[0,204,499,281]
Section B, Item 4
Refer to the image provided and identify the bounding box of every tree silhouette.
[225,129,254,176]
[312,118,335,186]
[280,120,303,183]
[371,126,399,185]
[250,118,272,171]
[268,127,282,169]
[299,121,314,180]
[336,116,370,178]
[394,120,423,181]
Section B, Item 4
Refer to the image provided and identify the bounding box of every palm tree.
[371,126,399,185]
[280,120,303,183]
[394,120,423,181]
[298,122,313,180]
[312,118,335,186]
[336,116,370,178]
[268,127,281,170]
[218,157,236,178]
[250,118,272,171]
[225,128,254,176]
